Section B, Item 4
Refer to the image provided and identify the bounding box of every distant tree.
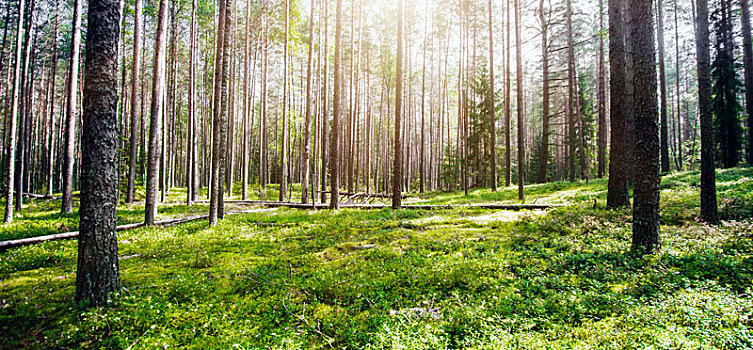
[745,0,753,166]
[711,0,743,168]
[145,0,168,225]
[62,0,82,214]
[3,0,26,223]
[392,0,404,209]
[330,0,343,209]
[75,0,121,306]
[657,0,671,173]
[127,0,142,204]
[515,0,525,201]
[537,0,551,184]
[488,0,497,191]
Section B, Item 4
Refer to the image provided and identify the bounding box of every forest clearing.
[2,168,753,348]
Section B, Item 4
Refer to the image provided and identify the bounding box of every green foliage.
[1,169,753,349]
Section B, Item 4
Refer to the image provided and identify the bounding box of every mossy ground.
[1,168,753,349]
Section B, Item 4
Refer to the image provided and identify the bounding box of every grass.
[1,168,752,349]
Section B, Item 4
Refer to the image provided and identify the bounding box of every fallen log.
[215,201,563,211]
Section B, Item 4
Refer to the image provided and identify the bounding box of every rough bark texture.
[75,0,121,306]
[392,0,403,209]
[695,0,718,223]
[741,0,753,166]
[210,0,229,224]
[127,0,142,204]
[145,0,168,225]
[607,0,630,208]
[629,0,661,253]
[62,0,82,214]
[330,0,342,209]
[279,0,289,202]
[3,0,25,223]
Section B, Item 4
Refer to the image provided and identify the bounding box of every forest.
[1,0,753,347]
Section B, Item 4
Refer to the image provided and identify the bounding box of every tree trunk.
[392,0,403,209]
[515,0,524,201]
[302,0,315,204]
[537,0,549,184]
[488,0,497,191]
[505,0,511,187]
[695,0,717,223]
[629,0,661,253]
[187,0,197,205]
[279,0,289,202]
[3,0,26,223]
[75,0,122,307]
[330,0,343,209]
[127,0,142,204]
[607,0,630,208]
[62,0,82,214]
[597,0,607,178]
[657,0,670,173]
[741,0,753,166]
[209,0,229,224]
[145,0,168,225]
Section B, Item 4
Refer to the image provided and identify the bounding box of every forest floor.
[1,168,753,349]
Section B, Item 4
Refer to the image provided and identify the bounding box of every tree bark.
[62,0,82,214]
[145,0,168,225]
[630,0,661,253]
[75,0,122,306]
[607,0,630,208]
[537,0,550,184]
[330,0,343,209]
[657,0,670,173]
[695,0,717,223]
[597,0,607,178]
[741,0,753,166]
[127,0,142,204]
[488,0,497,191]
[209,0,229,224]
[279,0,289,202]
[3,0,25,223]
[515,0,524,201]
[302,0,315,204]
[392,0,404,209]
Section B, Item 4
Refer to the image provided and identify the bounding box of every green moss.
[1,168,752,349]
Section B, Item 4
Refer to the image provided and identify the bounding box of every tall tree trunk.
[330,0,342,209]
[657,0,670,173]
[62,0,82,214]
[187,0,197,205]
[278,0,289,202]
[320,0,329,204]
[537,0,550,184]
[741,0,753,166]
[127,0,142,204]
[392,0,403,209]
[566,0,576,182]
[145,0,168,225]
[3,0,25,223]
[488,0,497,191]
[597,0,607,178]
[75,0,122,307]
[695,0,717,222]
[607,0,630,208]
[302,0,315,204]
[46,0,60,197]
[630,0,661,253]
[209,0,229,224]
[504,0,511,187]
[17,0,35,212]
[515,0,524,201]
